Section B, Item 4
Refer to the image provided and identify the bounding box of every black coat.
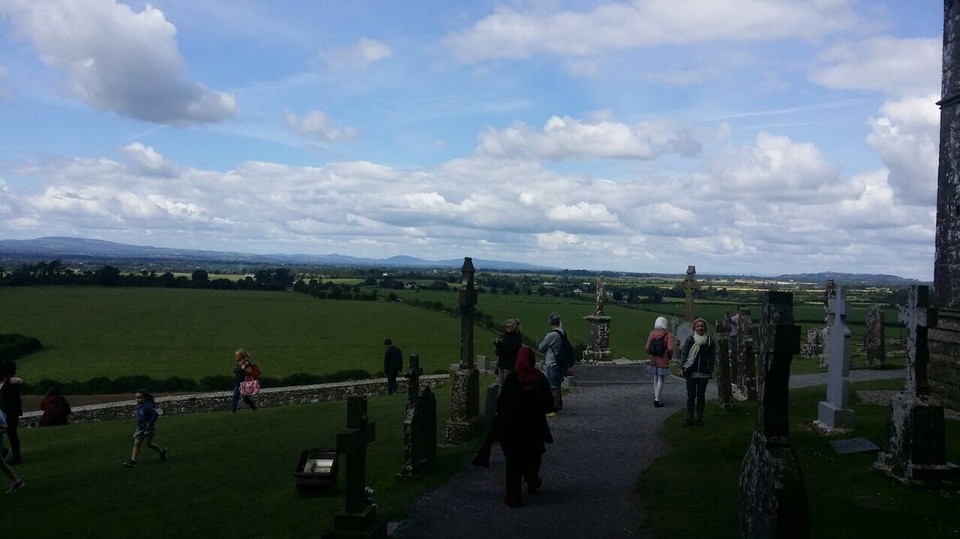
[495,372,554,458]
[383,345,403,375]
[494,331,523,371]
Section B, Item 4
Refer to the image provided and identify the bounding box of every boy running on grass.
[0,408,25,493]
[123,389,167,467]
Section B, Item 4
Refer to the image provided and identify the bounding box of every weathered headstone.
[673,315,692,361]
[323,396,385,539]
[864,305,886,367]
[398,355,437,478]
[583,277,612,362]
[714,320,733,410]
[732,309,757,402]
[800,327,826,361]
[875,286,960,485]
[739,291,809,539]
[483,383,499,433]
[816,285,855,430]
[445,257,483,445]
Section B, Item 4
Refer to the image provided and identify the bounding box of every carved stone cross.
[682,265,700,322]
[898,285,931,397]
[406,354,424,404]
[336,396,376,514]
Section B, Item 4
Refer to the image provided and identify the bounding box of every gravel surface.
[389,368,910,539]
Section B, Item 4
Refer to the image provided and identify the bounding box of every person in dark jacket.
[39,384,72,427]
[383,338,403,394]
[678,318,716,427]
[231,348,259,413]
[496,346,554,507]
[493,318,522,384]
[0,360,24,464]
[123,389,167,467]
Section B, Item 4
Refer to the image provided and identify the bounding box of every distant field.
[0,287,485,385]
[1,286,906,389]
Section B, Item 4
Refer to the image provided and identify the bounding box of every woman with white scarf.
[678,318,716,427]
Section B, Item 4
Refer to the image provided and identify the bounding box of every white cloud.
[477,116,701,160]
[866,95,940,205]
[443,1,859,63]
[317,38,392,70]
[812,37,940,97]
[0,0,236,125]
[121,143,182,178]
[285,110,358,143]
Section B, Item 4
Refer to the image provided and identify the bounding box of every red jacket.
[646,328,674,368]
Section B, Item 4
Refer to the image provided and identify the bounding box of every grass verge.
[639,378,960,538]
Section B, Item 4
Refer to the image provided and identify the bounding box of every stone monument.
[816,284,855,430]
[583,276,612,362]
[928,1,960,412]
[739,291,809,539]
[875,285,960,485]
[323,396,386,539]
[864,305,886,367]
[444,257,483,445]
[714,320,734,410]
[732,308,758,403]
[398,355,436,478]
[673,266,700,357]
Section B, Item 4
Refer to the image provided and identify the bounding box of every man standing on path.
[538,313,565,416]
[383,338,403,395]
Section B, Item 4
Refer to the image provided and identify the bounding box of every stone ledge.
[20,375,449,427]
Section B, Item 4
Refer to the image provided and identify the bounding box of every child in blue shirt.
[123,389,167,467]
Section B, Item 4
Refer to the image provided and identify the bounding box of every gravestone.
[445,257,483,445]
[816,285,855,430]
[483,383,499,433]
[739,291,809,539]
[673,316,692,361]
[323,396,386,539]
[714,320,733,410]
[732,309,757,402]
[875,286,960,485]
[800,327,826,360]
[398,355,436,479]
[864,305,886,367]
[583,276,613,362]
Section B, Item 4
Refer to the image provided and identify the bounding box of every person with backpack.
[678,318,716,427]
[645,316,675,408]
[231,347,259,414]
[537,313,567,417]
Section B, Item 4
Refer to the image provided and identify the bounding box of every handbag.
[239,379,260,397]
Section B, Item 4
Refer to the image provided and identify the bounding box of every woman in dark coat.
[0,360,24,464]
[678,318,716,427]
[496,346,554,507]
[493,318,522,384]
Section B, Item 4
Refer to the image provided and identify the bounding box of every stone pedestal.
[324,505,386,539]
[875,392,960,485]
[582,314,612,362]
[444,367,483,445]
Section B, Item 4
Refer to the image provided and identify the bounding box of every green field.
[1,286,907,389]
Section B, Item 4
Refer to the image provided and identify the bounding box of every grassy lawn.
[2,381,487,538]
[639,378,960,538]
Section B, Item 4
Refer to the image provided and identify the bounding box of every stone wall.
[20,375,449,427]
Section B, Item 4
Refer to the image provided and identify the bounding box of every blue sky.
[0,1,946,279]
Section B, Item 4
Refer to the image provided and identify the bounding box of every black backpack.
[553,329,576,371]
[646,335,667,357]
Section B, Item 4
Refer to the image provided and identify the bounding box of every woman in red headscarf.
[496,345,554,507]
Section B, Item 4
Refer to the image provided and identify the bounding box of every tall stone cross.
[336,396,376,514]
[899,285,931,398]
[817,285,854,429]
[458,257,477,369]
[682,265,700,322]
[406,354,424,404]
[595,276,606,315]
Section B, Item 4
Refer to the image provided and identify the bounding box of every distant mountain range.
[0,236,552,271]
[0,236,927,284]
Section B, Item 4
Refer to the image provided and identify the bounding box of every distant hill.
[0,236,552,272]
[770,272,925,286]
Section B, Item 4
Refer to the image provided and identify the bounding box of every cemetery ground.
[0,284,944,537]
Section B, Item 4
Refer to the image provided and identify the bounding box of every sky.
[0,1,947,280]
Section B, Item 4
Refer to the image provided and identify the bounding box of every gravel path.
[389,368,908,539]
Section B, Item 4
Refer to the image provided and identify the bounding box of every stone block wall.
[20,375,449,427]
